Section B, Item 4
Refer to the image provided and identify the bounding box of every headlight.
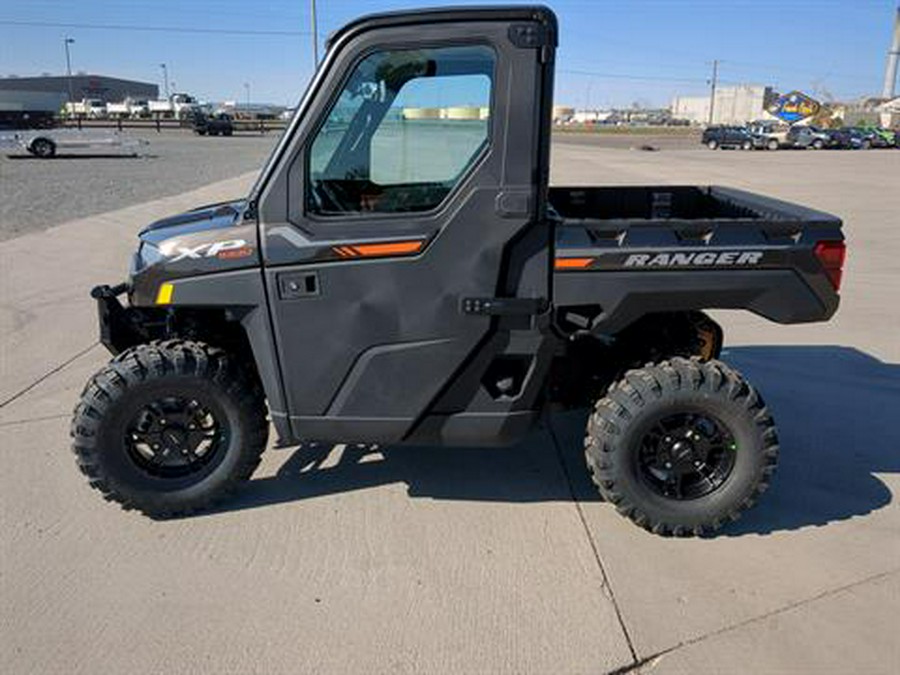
[132,241,165,273]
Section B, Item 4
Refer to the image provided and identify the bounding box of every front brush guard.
[91,283,144,355]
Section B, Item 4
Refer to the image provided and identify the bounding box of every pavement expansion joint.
[604,566,900,674]
[0,341,100,409]
[0,413,71,428]
[547,418,640,665]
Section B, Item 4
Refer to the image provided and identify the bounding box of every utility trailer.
[73,6,845,536]
[0,128,147,158]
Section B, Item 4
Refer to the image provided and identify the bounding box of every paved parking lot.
[1,138,898,674]
[0,129,279,240]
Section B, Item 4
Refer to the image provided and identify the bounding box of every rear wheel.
[861,139,872,150]
[584,357,778,536]
[766,139,779,151]
[812,139,825,150]
[742,140,753,151]
[71,340,269,517]
[706,139,719,150]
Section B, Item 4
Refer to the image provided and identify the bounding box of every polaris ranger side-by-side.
[73,6,845,536]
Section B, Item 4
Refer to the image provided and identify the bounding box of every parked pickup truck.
[74,5,845,536]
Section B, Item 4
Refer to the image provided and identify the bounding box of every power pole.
[160,63,169,99]
[708,59,719,125]
[310,0,319,67]
[64,37,75,109]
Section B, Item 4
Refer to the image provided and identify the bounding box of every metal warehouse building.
[0,74,158,103]
[672,85,774,125]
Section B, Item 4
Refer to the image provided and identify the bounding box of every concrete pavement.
[1,144,898,674]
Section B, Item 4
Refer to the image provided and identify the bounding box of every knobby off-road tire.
[584,357,778,536]
[71,340,269,517]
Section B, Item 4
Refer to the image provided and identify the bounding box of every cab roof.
[326,5,558,50]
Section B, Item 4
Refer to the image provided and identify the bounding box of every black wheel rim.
[636,412,737,500]
[124,396,226,478]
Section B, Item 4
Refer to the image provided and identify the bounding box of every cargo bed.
[551,186,844,332]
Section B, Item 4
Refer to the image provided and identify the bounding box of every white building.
[672,85,774,125]
[878,97,900,127]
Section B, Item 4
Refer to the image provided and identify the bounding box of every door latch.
[462,297,547,316]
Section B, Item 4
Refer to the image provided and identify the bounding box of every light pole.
[160,63,169,99]
[64,37,75,111]
[707,59,720,126]
[244,82,250,107]
[310,0,319,67]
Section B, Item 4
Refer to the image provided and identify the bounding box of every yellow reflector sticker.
[155,282,174,305]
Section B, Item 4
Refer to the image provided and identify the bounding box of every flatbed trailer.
[0,128,146,158]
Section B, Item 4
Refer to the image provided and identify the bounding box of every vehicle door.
[254,12,555,441]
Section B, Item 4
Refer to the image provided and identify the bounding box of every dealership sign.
[767,91,821,123]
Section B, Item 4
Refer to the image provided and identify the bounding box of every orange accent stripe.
[555,257,595,270]
[352,241,424,257]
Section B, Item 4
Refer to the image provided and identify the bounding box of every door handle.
[278,272,319,299]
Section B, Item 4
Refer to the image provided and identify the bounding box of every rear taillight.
[814,241,846,291]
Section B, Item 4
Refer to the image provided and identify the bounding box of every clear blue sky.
[1,0,896,107]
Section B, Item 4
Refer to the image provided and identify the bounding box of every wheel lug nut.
[665,462,672,469]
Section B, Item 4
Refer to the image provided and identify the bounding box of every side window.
[307,45,494,216]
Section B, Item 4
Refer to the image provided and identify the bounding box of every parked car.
[701,125,754,150]
[193,112,234,137]
[841,127,881,150]
[794,126,832,149]
[860,127,897,148]
[822,127,860,149]
[748,121,790,150]
[785,126,824,149]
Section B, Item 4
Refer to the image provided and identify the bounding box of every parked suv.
[701,125,754,150]
[193,112,234,137]
[748,121,790,150]
[788,126,830,149]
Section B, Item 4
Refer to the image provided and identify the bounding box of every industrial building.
[0,74,158,104]
[671,85,774,125]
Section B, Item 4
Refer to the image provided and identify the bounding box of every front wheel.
[71,340,269,517]
[584,358,778,536]
[812,139,825,150]
[741,140,753,151]
[706,139,719,150]
[767,139,779,151]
